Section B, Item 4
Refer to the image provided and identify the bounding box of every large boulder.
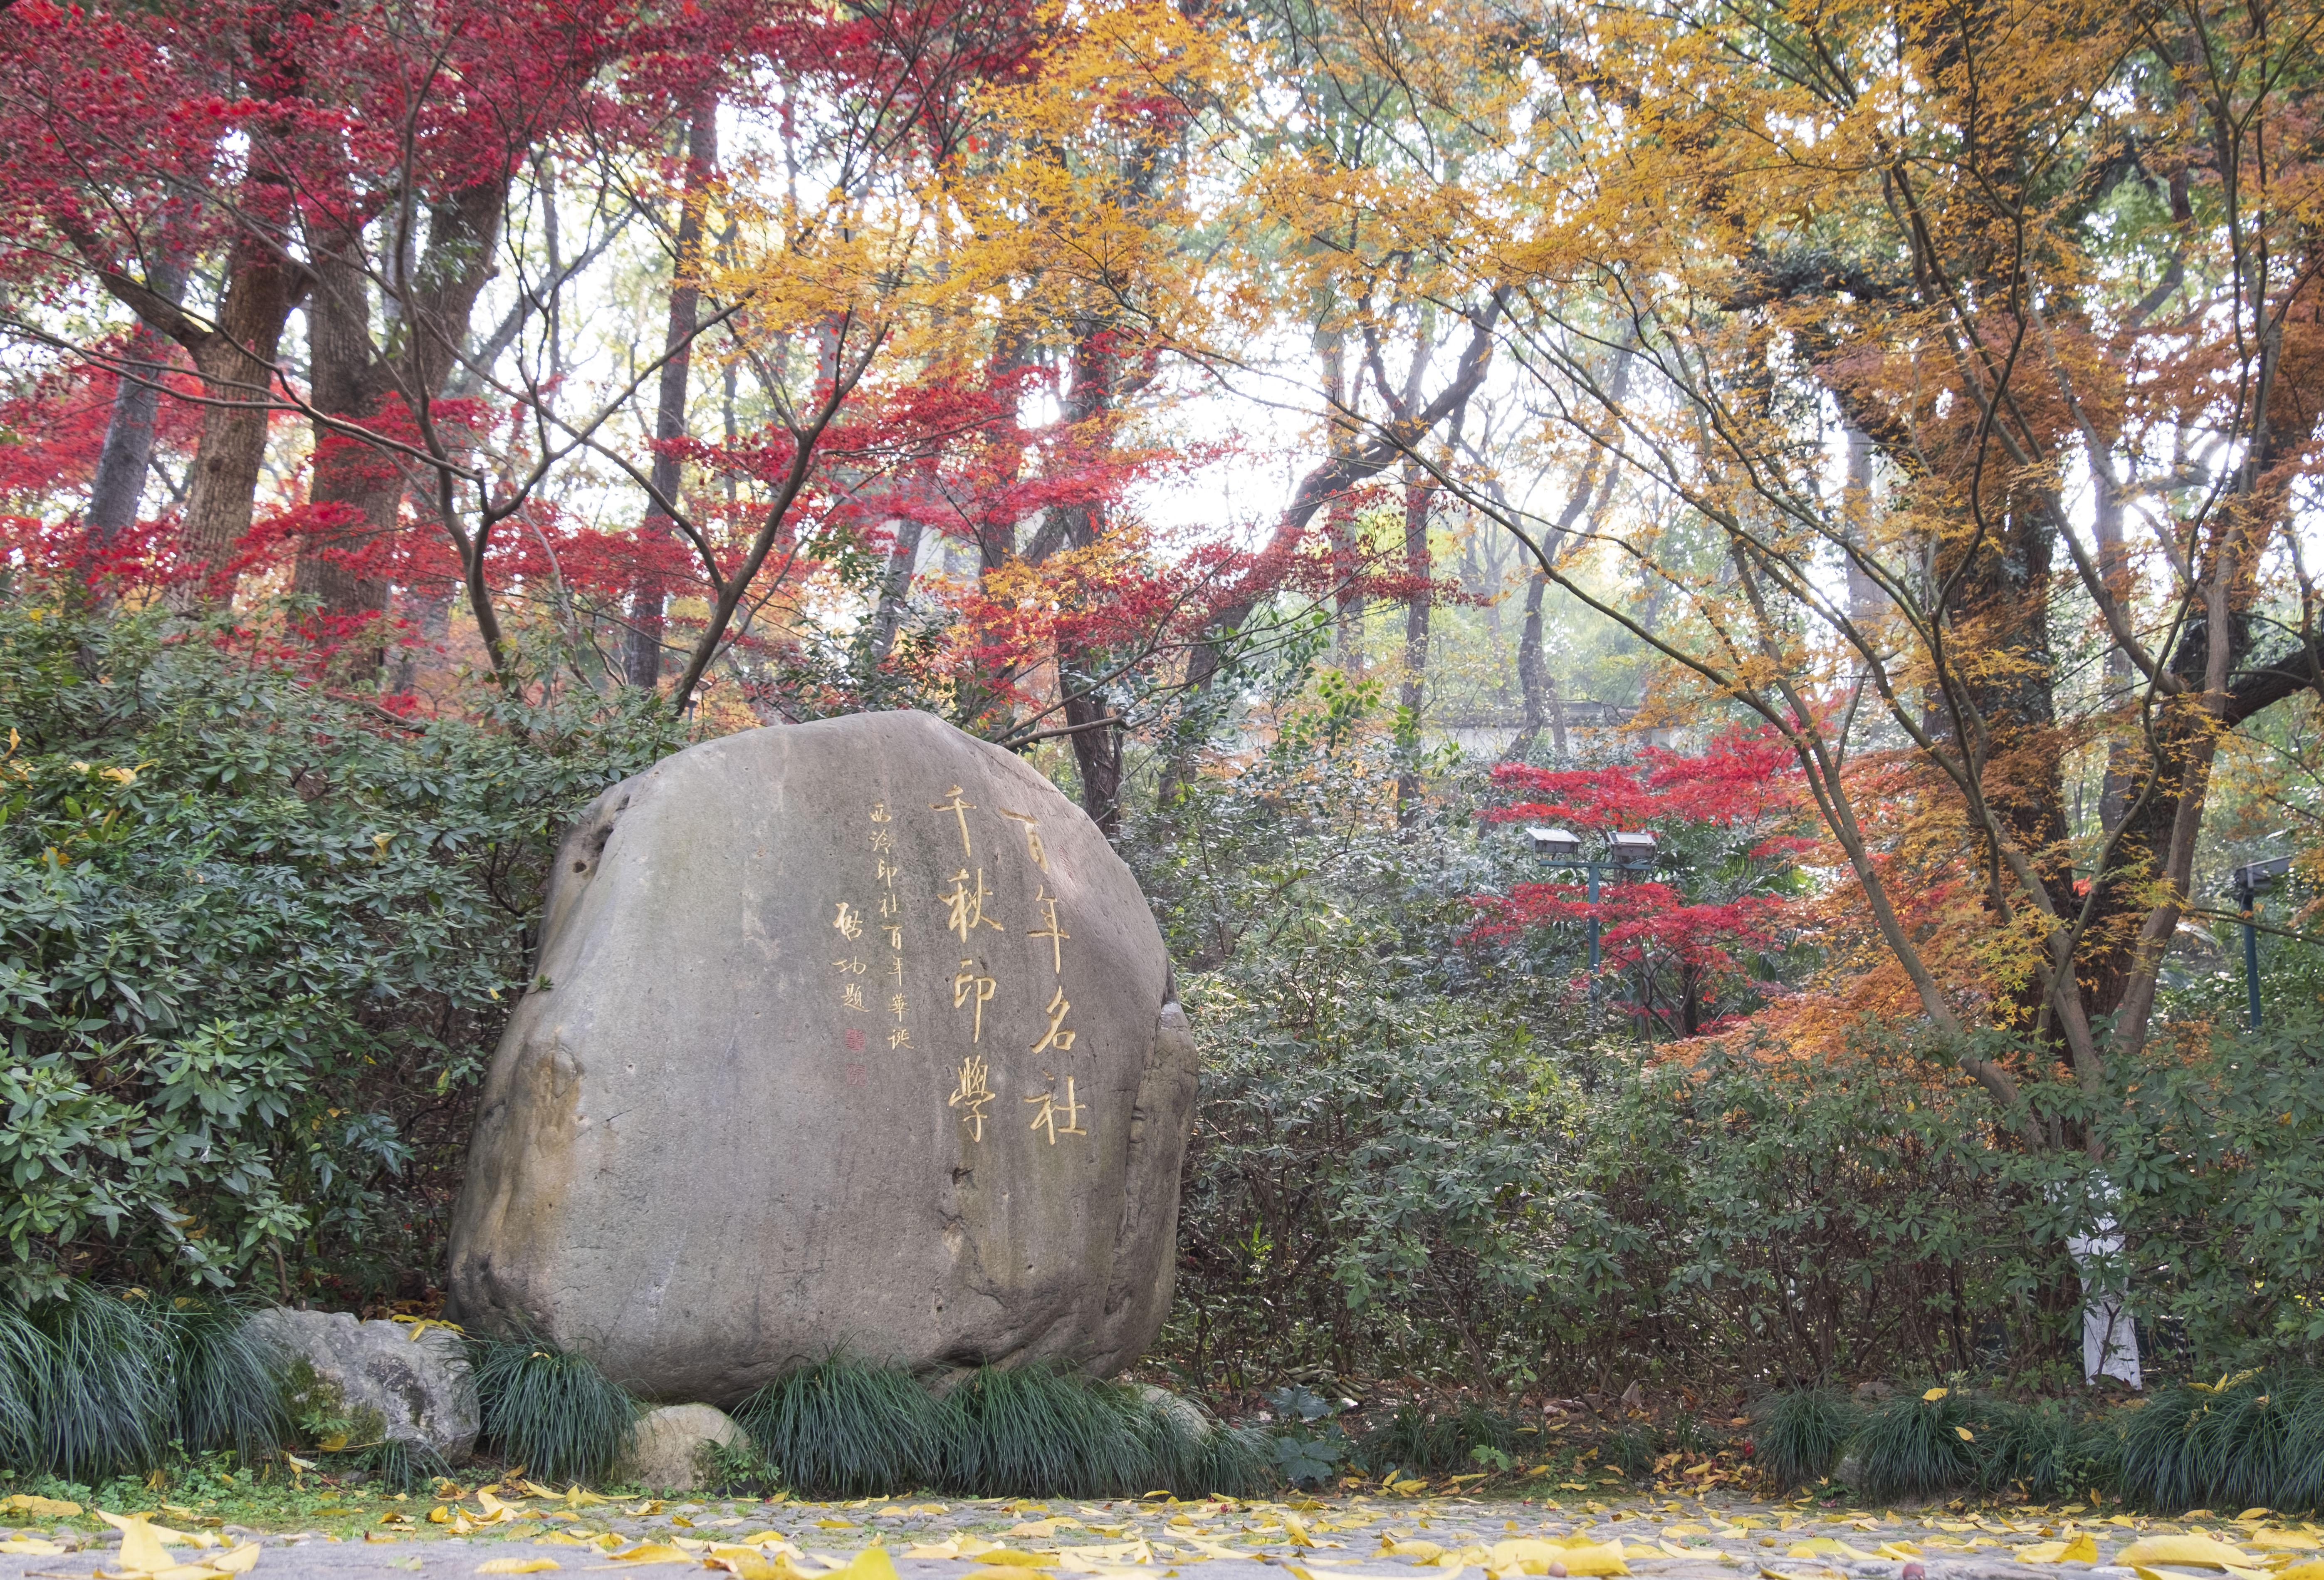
[445,710,1198,1403]
[242,1308,479,1462]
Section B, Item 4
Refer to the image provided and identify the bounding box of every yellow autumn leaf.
[607,1543,698,1564]
[212,1544,262,1574]
[0,1539,65,1555]
[1875,1544,1922,1561]
[1553,1543,1629,1577]
[2119,1536,2259,1569]
[476,1562,561,1575]
[976,1552,1060,1569]
[2254,1536,2324,1555]
[100,1511,184,1574]
[1387,1541,1449,1562]
[1923,1388,1949,1402]
[2275,1563,2324,1580]
[3,1493,84,1517]
[1956,1427,1976,1442]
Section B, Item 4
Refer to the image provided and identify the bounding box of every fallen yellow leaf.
[476,1562,561,1575]
[2,1493,84,1518]
[2255,1537,2324,1555]
[976,1552,1060,1569]
[1923,1387,1949,1402]
[100,1511,185,1575]
[1956,1428,1976,1442]
[608,1543,698,1564]
[1553,1543,1628,1577]
[0,1539,65,1555]
[2119,1536,2259,1569]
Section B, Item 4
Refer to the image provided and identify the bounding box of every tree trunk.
[297,245,398,675]
[625,91,718,689]
[1396,458,1432,822]
[85,258,188,570]
[168,230,299,613]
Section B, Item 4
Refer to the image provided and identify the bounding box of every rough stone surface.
[445,709,1199,1404]
[242,1308,478,1461]
[615,1403,749,1491]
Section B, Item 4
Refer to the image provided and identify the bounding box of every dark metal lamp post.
[2233,854,2291,1032]
[1527,825,1658,993]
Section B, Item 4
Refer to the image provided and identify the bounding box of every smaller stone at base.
[617,1403,750,1491]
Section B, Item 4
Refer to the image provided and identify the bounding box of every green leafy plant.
[468,1331,637,1486]
[1264,1386,1348,1487]
[1752,1388,1863,1491]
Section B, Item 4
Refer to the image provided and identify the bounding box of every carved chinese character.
[1029,986,1076,1053]
[869,828,895,854]
[890,991,908,1023]
[1027,886,1070,973]
[928,785,976,856]
[841,983,866,1012]
[999,809,1048,870]
[885,926,903,951]
[949,1054,994,1141]
[831,957,866,974]
[888,955,905,983]
[869,801,891,824]
[833,901,864,941]
[952,961,997,1043]
[939,868,1003,943]
[1024,1076,1087,1144]
[890,1025,914,1050]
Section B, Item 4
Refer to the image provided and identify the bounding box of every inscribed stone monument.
[444,710,1197,1403]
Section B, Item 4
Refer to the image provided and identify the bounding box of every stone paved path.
[1,1485,2313,1580]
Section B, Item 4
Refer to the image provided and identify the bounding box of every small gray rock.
[242,1308,478,1462]
[616,1404,748,1491]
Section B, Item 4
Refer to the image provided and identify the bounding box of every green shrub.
[0,600,683,1305]
[1852,1387,1984,1499]
[1350,1402,1533,1478]
[2119,1368,2324,1514]
[468,1332,636,1486]
[1752,1388,1861,1490]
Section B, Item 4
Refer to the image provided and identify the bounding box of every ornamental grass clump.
[1852,1386,1986,1499]
[1978,1397,2119,1501]
[737,1359,1272,1498]
[1752,1387,1862,1491]
[0,1286,284,1479]
[935,1363,1158,1498]
[2118,1368,2324,1515]
[734,1358,943,1497]
[468,1331,637,1486]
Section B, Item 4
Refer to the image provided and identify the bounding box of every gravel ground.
[0,1486,2311,1580]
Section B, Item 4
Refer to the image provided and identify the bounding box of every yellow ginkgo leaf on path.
[1553,1543,1629,1577]
[904,1542,962,1560]
[0,1539,65,1555]
[211,1543,261,1574]
[2275,1562,2324,1580]
[705,1555,796,1580]
[101,1511,183,1574]
[2,1493,83,1517]
[978,1551,1060,1569]
[1386,1541,1448,1562]
[1788,1540,1846,1557]
[1923,1388,1948,1402]
[1875,1544,1922,1562]
[534,1532,593,1547]
[816,1521,858,1530]
[2118,1535,2260,1569]
[2255,1536,2324,1554]
[2017,1542,2069,1562]
[147,1563,226,1580]
[608,1544,698,1565]
[476,1561,561,1574]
